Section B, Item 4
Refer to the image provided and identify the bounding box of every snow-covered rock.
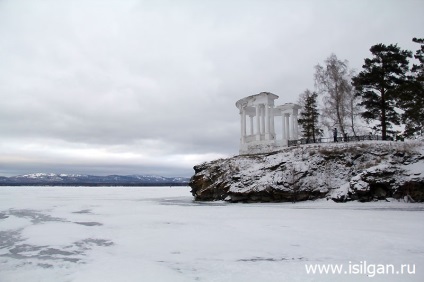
[190,141,424,202]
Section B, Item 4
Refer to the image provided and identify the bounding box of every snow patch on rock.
[190,141,424,203]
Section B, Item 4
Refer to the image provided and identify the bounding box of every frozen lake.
[0,186,423,282]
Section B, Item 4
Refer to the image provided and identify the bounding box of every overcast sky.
[0,0,422,177]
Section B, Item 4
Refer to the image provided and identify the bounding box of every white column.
[293,114,298,139]
[285,113,290,140]
[282,114,286,141]
[261,105,265,135]
[270,107,275,135]
[255,105,260,140]
[240,110,243,143]
[290,113,295,140]
[265,105,270,135]
[249,116,254,135]
[241,108,246,143]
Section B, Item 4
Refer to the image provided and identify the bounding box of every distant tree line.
[298,38,424,141]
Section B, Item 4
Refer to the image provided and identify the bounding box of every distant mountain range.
[0,173,190,186]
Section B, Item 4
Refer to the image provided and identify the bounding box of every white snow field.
[0,187,423,282]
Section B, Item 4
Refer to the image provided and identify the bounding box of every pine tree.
[399,38,424,137]
[298,90,320,142]
[352,44,412,140]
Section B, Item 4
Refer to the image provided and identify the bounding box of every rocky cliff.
[190,141,424,203]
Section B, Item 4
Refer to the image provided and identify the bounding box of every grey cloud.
[0,0,423,176]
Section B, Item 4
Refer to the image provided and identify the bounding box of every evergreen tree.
[352,44,412,140]
[399,38,424,137]
[298,89,320,142]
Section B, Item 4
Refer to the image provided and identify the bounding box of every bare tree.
[346,83,361,137]
[315,54,356,137]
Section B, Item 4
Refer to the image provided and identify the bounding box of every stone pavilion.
[235,92,301,154]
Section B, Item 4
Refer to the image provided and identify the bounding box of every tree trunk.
[381,87,387,140]
[350,97,357,137]
[335,84,346,136]
[336,106,345,136]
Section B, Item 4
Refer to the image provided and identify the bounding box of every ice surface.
[0,186,423,282]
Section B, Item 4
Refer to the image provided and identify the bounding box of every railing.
[288,134,386,147]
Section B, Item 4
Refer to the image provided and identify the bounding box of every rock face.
[190,141,424,203]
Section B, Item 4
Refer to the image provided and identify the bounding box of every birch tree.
[315,54,356,137]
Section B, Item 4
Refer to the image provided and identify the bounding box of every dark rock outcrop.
[190,141,424,203]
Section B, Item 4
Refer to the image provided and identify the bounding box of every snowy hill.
[190,141,424,202]
[0,173,189,186]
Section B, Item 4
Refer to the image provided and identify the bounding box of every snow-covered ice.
[0,186,423,282]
